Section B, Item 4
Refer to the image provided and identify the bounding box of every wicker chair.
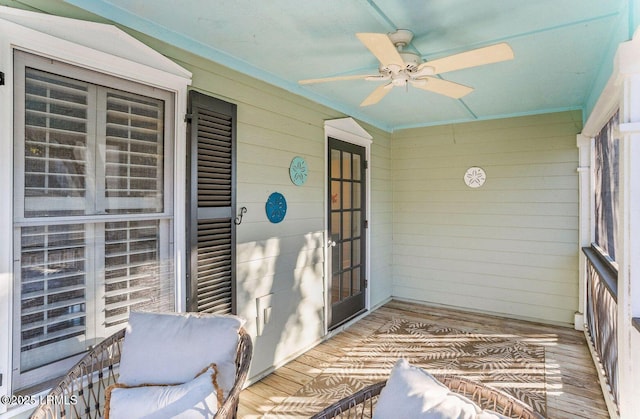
[30,327,252,419]
[310,376,544,419]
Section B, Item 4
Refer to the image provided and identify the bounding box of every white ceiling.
[63,0,630,131]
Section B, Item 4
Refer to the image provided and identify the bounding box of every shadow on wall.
[236,231,325,378]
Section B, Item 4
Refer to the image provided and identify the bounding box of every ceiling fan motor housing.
[387,29,414,48]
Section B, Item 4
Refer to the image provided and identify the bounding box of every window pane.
[104,220,174,327]
[19,224,87,371]
[594,111,619,262]
[105,91,164,214]
[23,68,88,217]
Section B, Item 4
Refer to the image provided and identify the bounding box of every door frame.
[324,118,372,334]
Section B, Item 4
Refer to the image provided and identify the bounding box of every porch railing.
[583,246,618,408]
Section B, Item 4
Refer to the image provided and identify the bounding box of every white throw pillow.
[117,311,245,398]
[105,365,221,419]
[373,359,509,419]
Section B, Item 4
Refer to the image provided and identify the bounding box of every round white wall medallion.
[464,167,486,188]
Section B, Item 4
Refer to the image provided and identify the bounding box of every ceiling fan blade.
[299,74,378,85]
[417,43,514,75]
[356,33,404,67]
[412,77,473,99]
[360,83,393,106]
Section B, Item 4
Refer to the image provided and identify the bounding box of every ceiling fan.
[299,29,514,106]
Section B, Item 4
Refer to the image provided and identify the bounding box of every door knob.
[328,240,337,247]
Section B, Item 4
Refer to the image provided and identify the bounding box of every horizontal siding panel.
[393,244,577,270]
[393,222,577,243]
[394,274,577,306]
[393,212,577,230]
[239,124,324,157]
[394,135,577,155]
[393,233,577,256]
[395,202,578,217]
[395,162,578,179]
[393,286,576,325]
[393,254,575,284]
[394,149,577,168]
[395,269,576,297]
[393,175,577,191]
[393,188,578,204]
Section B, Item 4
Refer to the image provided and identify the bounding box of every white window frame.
[0,7,191,413]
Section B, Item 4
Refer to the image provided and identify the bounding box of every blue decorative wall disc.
[289,156,308,186]
[265,192,287,223]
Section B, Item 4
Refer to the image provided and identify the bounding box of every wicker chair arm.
[310,376,544,419]
[30,325,252,419]
[217,327,253,418]
[31,328,126,419]
[310,381,385,419]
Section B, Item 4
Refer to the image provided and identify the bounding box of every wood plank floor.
[238,300,610,418]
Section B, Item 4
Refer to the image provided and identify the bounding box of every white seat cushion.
[373,359,509,419]
[117,311,245,398]
[105,365,221,419]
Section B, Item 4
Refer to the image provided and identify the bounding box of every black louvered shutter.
[186,91,236,313]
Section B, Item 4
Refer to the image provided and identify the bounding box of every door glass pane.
[342,241,351,269]
[330,149,341,178]
[352,267,361,294]
[342,270,351,299]
[331,273,340,303]
[353,182,361,209]
[353,154,361,181]
[342,212,351,239]
[352,211,361,238]
[353,239,361,266]
[342,182,351,209]
[331,181,341,210]
[342,151,351,180]
[332,244,340,275]
[331,212,341,241]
